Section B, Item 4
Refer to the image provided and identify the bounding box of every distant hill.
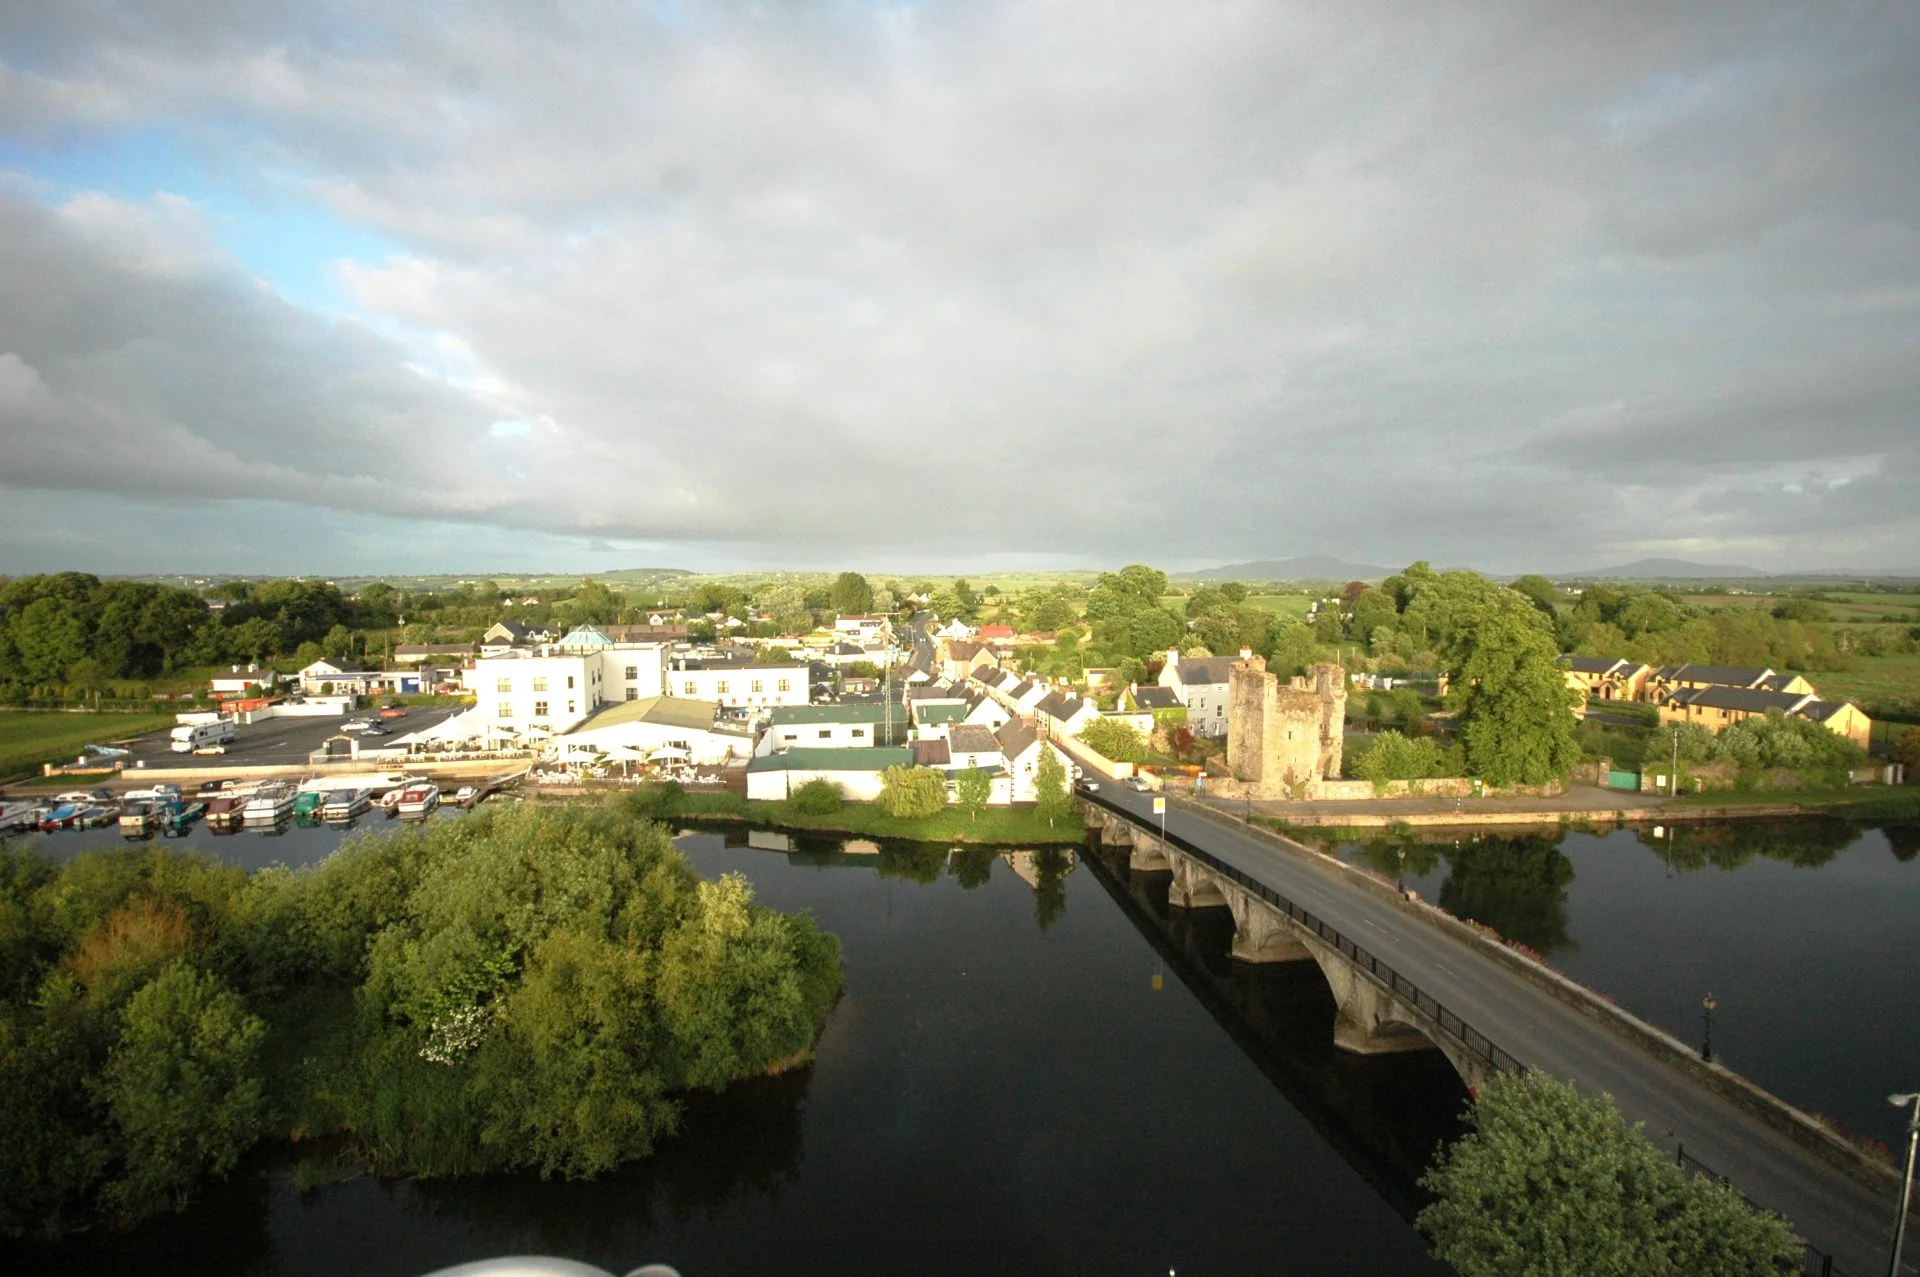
[1553,558,1769,581]
[1176,556,1401,582]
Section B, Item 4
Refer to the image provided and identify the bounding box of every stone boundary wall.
[1167,795,1908,1203]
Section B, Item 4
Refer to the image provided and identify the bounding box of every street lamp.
[1700,993,1717,1063]
[1889,1092,1920,1277]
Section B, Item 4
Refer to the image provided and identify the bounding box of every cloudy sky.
[1,1,1916,576]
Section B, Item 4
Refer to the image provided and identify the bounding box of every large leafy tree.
[1448,587,1582,786]
[954,767,992,821]
[1419,1071,1798,1276]
[830,572,874,616]
[877,766,947,819]
[1034,748,1072,826]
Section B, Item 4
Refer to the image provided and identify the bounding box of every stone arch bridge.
[1083,802,1516,1091]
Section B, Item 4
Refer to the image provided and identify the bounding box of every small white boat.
[243,783,297,823]
[0,801,41,832]
[451,785,479,808]
[123,784,182,803]
[395,783,440,818]
[75,805,119,829]
[321,788,373,821]
[298,771,424,795]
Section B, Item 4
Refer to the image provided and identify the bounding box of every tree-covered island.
[0,802,842,1236]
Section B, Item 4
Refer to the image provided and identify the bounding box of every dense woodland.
[0,801,841,1236]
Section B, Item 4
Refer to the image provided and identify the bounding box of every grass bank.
[620,787,1086,845]
[1664,785,1920,820]
[0,709,176,775]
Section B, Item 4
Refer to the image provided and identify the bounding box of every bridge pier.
[1165,850,1227,909]
[1224,890,1312,963]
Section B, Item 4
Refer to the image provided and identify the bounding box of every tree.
[98,962,267,1222]
[1418,1071,1798,1276]
[830,572,874,616]
[1508,574,1561,622]
[11,597,88,684]
[877,766,947,819]
[761,586,811,636]
[1080,718,1148,763]
[955,768,991,821]
[1034,748,1071,826]
[1891,726,1920,774]
[1449,588,1582,786]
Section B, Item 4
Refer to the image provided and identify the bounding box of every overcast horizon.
[3,3,1918,577]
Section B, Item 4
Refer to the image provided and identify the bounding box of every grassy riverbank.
[620,786,1086,845]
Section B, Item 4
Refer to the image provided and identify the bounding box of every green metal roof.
[566,695,716,733]
[768,703,892,726]
[746,747,913,773]
[913,703,967,725]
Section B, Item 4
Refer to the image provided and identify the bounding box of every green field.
[0,710,177,775]
[1812,654,1920,725]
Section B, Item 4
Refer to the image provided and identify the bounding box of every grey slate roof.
[947,724,1001,757]
[1175,656,1235,686]
[1131,686,1181,710]
[994,718,1039,759]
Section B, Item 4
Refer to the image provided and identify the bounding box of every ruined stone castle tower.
[1226,652,1347,799]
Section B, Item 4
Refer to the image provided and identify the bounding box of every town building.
[557,696,755,767]
[760,703,898,753]
[1158,649,1237,738]
[745,747,914,802]
[666,656,809,709]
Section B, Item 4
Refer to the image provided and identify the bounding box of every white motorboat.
[395,783,440,818]
[243,783,297,823]
[321,788,373,821]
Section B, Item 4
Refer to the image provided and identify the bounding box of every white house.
[834,615,894,646]
[994,718,1075,804]
[1158,649,1236,738]
[211,665,277,696]
[1034,689,1101,738]
[745,747,913,802]
[462,648,608,736]
[944,723,1004,772]
[666,657,809,709]
[299,659,374,695]
[934,618,975,641]
[760,703,897,754]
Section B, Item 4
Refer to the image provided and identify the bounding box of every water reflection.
[1349,831,1575,955]
[1633,817,1871,873]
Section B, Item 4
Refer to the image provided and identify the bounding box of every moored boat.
[75,805,118,828]
[321,788,373,821]
[243,783,296,823]
[163,802,206,835]
[294,789,324,816]
[395,783,440,818]
[119,802,159,835]
[38,803,82,831]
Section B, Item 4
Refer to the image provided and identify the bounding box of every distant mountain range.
[1550,558,1769,580]
[1175,556,1402,582]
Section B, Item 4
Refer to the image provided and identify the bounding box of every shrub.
[877,766,947,819]
[788,778,845,815]
[1079,718,1148,763]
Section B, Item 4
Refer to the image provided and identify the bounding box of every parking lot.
[114,703,471,774]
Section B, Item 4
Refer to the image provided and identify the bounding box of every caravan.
[170,720,236,754]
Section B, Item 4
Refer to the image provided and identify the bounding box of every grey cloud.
[2,2,1919,572]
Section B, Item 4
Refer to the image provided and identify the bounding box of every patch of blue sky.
[0,124,399,316]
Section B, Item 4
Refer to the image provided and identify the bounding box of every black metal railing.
[1083,789,1522,1076]
[1677,1145,1845,1276]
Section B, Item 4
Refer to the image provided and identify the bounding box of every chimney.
[1240,647,1253,661]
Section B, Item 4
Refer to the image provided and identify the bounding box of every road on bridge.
[1087,786,1915,1276]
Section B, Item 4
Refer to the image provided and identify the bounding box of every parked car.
[378,707,408,719]
[1125,777,1151,792]
[360,725,390,737]
[340,719,375,733]
[193,744,228,755]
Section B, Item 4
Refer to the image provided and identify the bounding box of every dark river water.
[7,810,1919,1275]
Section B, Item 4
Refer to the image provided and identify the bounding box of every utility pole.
[1890,1092,1919,1277]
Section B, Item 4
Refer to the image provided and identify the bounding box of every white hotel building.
[459,627,809,739]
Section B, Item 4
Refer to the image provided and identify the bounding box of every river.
[6,809,1917,1274]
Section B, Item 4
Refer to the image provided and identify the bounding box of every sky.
[1,1,1917,577]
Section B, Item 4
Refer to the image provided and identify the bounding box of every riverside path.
[1082,785,1915,1276]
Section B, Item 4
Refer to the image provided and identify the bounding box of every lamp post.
[1700,993,1717,1063]
[1890,1092,1920,1277]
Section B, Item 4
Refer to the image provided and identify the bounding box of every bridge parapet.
[1087,790,1521,1090]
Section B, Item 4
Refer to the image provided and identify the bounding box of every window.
[625,665,638,680]
[852,728,866,738]
[533,701,549,717]
[567,676,576,689]
[497,702,513,718]
[752,679,764,694]
[532,676,548,692]
[778,678,791,693]
[684,681,697,696]
[626,688,638,701]
[568,701,576,714]
[782,732,798,742]
[717,680,730,694]
[818,729,831,739]
[496,677,512,693]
